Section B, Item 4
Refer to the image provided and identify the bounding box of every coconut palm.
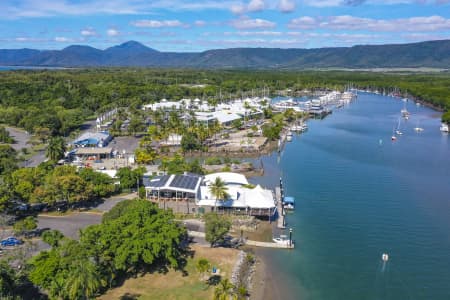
[214,278,237,300]
[46,136,66,161]
[209,177,228,212]
[65,259,101,300]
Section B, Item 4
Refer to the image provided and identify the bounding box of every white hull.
[440,123,449,133]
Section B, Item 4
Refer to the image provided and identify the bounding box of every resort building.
[74,147,113,160]
[142,99,183,111]
[143,172,276,217]
[72,131,112,148]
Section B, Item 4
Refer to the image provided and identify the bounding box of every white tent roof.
[198,184,275,209]
[204,172,248,186]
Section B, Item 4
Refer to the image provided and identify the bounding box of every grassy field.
[99,245,239,300]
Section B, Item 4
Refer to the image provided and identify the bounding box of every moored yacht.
[440,123,449,133]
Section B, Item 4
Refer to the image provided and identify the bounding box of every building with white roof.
[142,99,183,111]
[143,171,276,217]
[72,131,112,148]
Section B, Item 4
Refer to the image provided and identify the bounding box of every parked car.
[1,237,23,247]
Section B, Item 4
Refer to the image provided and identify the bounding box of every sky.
[1,0,450,51]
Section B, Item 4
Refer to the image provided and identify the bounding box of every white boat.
[382,253,389,262]
[401,102,410,119]
[273,235,293,246]
[440,123,449,133]
[284,203,294,210]
[414,120,424,132]
[286,132,293,142]
[290,122,308,132]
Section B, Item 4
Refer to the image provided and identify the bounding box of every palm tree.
[65,259,102,300]
[237,284,248,300]
[46,136,66,161]
[214,278,237,300]
[209,177,228,212]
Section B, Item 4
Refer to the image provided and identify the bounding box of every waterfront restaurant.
[143,172,276,217]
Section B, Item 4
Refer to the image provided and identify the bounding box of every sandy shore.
[250,251,281,300]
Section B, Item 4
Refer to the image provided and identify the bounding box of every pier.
[275,187,286,229]
[187,231,294,249]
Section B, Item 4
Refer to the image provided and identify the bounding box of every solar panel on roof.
[169,175,200,191]
[144,175,171,188]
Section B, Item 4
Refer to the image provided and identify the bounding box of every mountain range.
[1,40,450,69]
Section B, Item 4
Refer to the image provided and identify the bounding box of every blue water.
[250,92,450,300]
[0,66,67,71]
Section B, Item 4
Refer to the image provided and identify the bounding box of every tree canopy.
[204,212,231,248]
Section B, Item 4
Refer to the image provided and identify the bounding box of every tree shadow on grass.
[206,275,222,286]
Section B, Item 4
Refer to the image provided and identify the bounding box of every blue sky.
[1,0,450,51]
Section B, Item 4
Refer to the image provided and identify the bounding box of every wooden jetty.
[275,187,286,229]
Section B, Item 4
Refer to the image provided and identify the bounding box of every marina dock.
[187,230,294,249]
[275,187,286,229]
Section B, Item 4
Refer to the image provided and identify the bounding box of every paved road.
[36,193,135,239]
[38,213,102,239]
[5,127,30,151]
[5,126,47,167]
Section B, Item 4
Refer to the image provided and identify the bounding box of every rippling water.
[250,92,450,300]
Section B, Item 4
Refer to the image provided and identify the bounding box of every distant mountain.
[1,40,450,69]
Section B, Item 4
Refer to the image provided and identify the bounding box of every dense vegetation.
[28,199,187,299]
[0,69,448,138]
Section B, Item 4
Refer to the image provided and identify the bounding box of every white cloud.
[81,27,97,36]
[302,0,450,7]
[288,16,317,29]
[288,15,450,32]
[131,19,184,28]
[231,3,247,14]
[194,20,206,26]
[235,31,283,36]
[248,0,265,12]
[279,0,296,12]
[230,16,276,29]
[107,28,120,36]
[54,36,74,42]
[0,0,242,19]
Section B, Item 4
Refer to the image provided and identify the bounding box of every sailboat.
[401,102,410,120]
[395,118,403,136]
[414,119,424,132]
[391,126,397,141]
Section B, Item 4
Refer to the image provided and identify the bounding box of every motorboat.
[440,123,449,133]
[391,135,397,141]
[414,127,424,132]
[286,131,293,142]
[290,122,308,132]
[273,235,293,246]
[382,253,389,262]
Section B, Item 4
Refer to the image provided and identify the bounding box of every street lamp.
[289,228,293,248]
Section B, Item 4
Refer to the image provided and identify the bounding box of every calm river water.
[250,92,450,300]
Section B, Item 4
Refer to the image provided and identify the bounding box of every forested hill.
[1,39,450,69]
